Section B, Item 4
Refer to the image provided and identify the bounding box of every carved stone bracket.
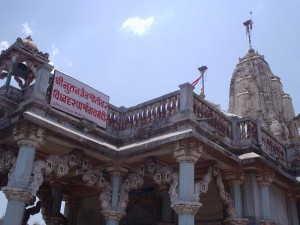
[13,123,46,148]
[2,186,33,203]
[172,141,203,163]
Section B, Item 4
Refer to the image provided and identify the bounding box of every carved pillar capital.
[13,123,46,148]
[223,170,245,185]
[171,200,202,215]
[105,162,129,177]
[172,141,203,163]
[101,209,126,221]
[256,170,274,186]
[2,186,33,203]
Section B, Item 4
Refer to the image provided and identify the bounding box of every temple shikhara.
[0,26,300,225]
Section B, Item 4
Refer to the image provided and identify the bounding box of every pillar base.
[2,186,33,203]
[259,219,276,225]
[44,216,66,225]
[224,217,249,225]
[171,200,202,215]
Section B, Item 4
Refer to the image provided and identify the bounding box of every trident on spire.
[243,11,253,49]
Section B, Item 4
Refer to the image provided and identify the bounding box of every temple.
[0,35,299,225]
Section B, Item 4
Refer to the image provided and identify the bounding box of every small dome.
[248,48,255,53]
[22,36,38,51]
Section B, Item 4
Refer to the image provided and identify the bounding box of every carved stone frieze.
[172,141,203,163]
[13,123,46,148]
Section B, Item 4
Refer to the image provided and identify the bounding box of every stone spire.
[228,48,298,142]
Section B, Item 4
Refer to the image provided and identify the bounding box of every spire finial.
[243,12,253,49]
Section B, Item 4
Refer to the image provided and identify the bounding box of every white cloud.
[121,16,154,36]
[0,41,9,51]
[51,44,59,57]
[64,58,73,67]
[21,22,33,36]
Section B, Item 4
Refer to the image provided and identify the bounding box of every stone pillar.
[2,123,45,225]
[223,170,249,225]
[64,196,78,225]
[171,141,202,225]
[287,192,300,225]
[256,171,274,225]
[44,182,66,225]
[179,83,194,112]
[102,162,128,225]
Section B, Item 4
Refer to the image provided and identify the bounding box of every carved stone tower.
[228,48,298,142]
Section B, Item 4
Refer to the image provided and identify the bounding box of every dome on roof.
[22,36,38,51]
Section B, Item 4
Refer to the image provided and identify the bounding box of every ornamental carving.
[45,155,69,177]
[168,172,179,205]
[154,166,173,185]
[194,166,214,201]
[13,123,45,148]
[214,167,236,219]
[28,160,46,196]
[99,181,113,212]
[0,148,17,173]
[173,141,203,163]
[82,168,105,186]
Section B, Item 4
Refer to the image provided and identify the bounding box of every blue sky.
[1,1,300,224]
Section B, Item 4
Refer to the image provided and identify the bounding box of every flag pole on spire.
[243,11,253,49]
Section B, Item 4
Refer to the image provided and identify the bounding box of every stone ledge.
[2,186,33,203]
